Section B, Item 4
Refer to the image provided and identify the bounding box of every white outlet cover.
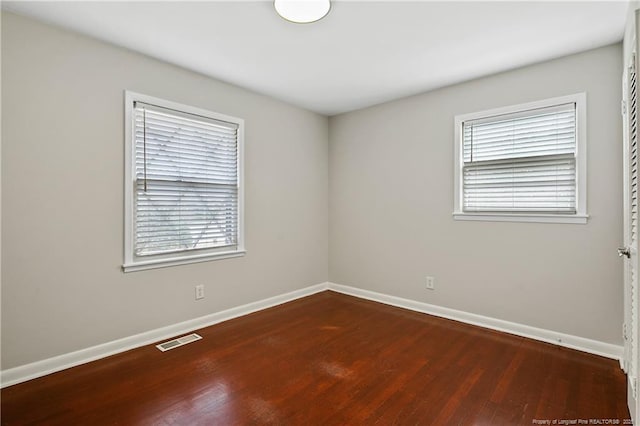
[426,277,435,290]
[195,285,205,300]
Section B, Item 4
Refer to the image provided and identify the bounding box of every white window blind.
[133,101,240,257]
[461,103,577,213]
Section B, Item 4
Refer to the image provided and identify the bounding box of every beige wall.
[1,13,328,369]
[329,44,624,345]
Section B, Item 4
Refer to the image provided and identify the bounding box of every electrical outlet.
[195,285,205,300]
[426,276,435,290]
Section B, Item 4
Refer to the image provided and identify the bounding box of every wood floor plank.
[1,291,631,425]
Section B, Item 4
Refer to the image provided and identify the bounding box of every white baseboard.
[327,282,624,362]
[2,281,623,388]
[0,282,329,388]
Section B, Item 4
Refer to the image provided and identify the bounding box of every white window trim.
[123,91,245,272]
[452,93,588,224]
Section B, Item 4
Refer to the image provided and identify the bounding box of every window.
[453,93,587,224]
[123,92,244,272]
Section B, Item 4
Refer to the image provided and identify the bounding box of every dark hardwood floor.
[1,291,631,425]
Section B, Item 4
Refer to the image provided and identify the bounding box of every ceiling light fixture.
[274,0,331,24]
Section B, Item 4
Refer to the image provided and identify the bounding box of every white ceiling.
[3,1,630,116]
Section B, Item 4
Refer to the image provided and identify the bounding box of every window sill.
[452,212,589,224]
[123,249,246,273]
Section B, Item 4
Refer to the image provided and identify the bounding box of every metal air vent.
[156,333,202,352]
